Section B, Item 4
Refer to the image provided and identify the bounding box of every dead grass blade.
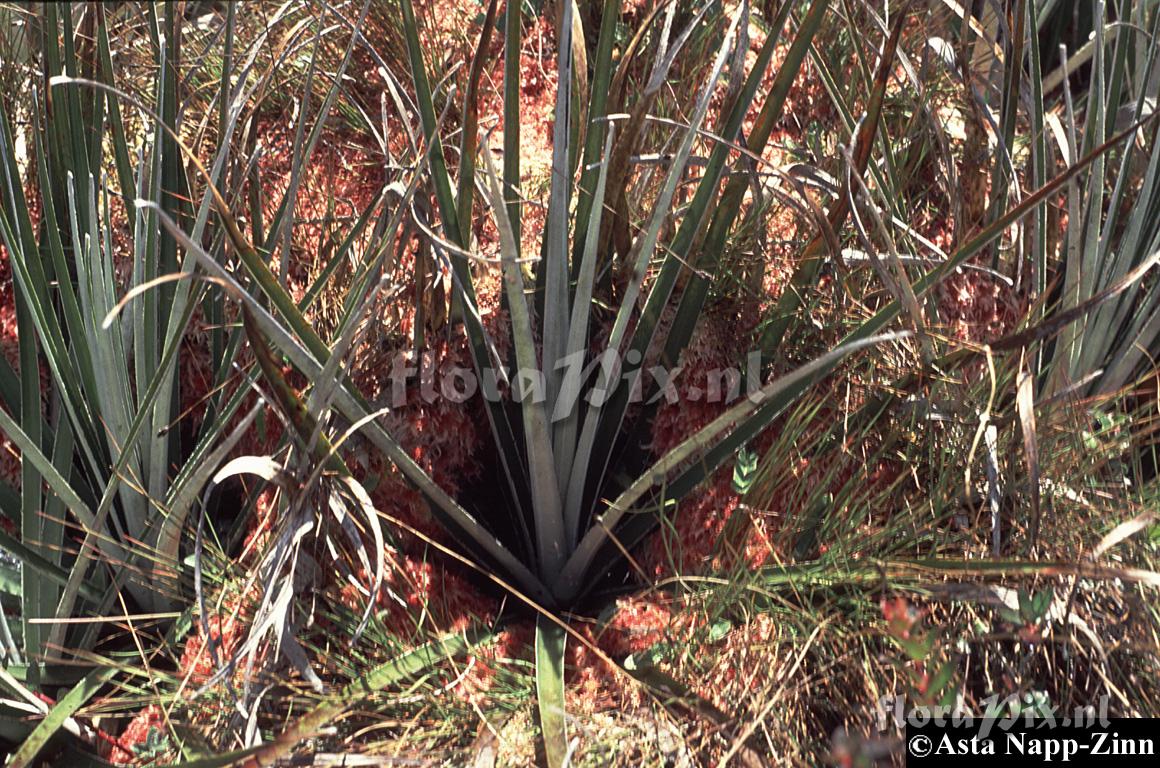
[1016,366,1042,553]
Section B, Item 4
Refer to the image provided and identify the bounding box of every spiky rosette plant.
[384,0,910,760]
[0,2,410,759]
[1035,0,1160,400]
[0,0,257,713]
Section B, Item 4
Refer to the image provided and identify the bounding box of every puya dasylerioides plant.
[1034,0,1160,401]
[0,2,260,712]
[390,0,1158,754]
[0,2,396,755]
[389,1,909,762]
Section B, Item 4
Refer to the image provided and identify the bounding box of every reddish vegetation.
[0,248,14,370]
[179,613,245,687]
[248,118,385,307]
[645,305,759,576]
[881,595,917,633]
[0,247,19,488]
[936,270,1022,343]
[336,546,496,637]
[105,705,165,766]
[0,192,41,490]
[599,596,675,658]
[240,487,278,559]
[175,524,268,694]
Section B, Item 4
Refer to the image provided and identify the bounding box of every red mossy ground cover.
[103,705,166,765]
[0,247,19,489]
